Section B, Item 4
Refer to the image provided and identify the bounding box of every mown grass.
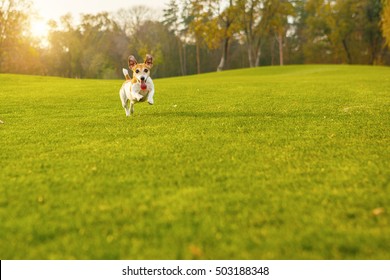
[0,65,389,259]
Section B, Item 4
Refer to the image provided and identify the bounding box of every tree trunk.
[177,38,185,75]
[369,36,379,65]
[217,37,229,71]
[278,32,284,66]
[342,39,352,64]
[255,38,263,66]
[247,40,255,67]
[183,43,187,75]
[218,0,233,71]
[196,41,201,74]
[217,56,225,72]
[255,49,261,67]
[248,47,254,67]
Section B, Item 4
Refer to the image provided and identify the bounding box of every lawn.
[0,65,389,259]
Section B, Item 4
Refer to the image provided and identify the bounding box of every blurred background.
[1,0,390,79]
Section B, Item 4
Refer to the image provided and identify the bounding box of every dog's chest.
[139,88,149,98]
[131,83,150,99]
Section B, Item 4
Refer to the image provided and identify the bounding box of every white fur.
[119,69,155,117]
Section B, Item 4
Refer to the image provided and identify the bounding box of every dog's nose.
[140,76,145,81]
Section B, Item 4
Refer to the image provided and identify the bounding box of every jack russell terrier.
[119,54,155,116]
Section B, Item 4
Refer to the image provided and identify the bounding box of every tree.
[330,0,359,64]
[383,0,390,47]
[0,0,40,73]
[302,0,336,63]
[235,0,285,67]
[302,0,386,65]
[186,0,210,74]
[130,20,181,78]
[265,0,295,65]
[168,0,237,73]
[363,0,384,64]
[217,0,240,71]
[79,12,123,78]
[235,0,262,67]
[114,5,154,37]
[46,12,128,78]
[163,0,186,75]
[2,0,390,78]
[47,14,83,77]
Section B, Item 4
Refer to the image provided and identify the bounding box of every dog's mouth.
[140,79,147,90]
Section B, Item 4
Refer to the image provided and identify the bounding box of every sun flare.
[29,19,50,38]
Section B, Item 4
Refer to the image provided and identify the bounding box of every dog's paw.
[135,93,144,102]
[148,99,154,105]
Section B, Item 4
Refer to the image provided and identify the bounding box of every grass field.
[0,65,389,259]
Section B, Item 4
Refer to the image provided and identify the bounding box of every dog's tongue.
[140,81,147,90]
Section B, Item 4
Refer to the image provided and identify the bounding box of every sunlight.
[30,19,49,38]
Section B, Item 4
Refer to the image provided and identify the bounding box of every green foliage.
[1,1,390,77]
[45,13,127,79]
[302,0,385,64]
[0,0,40,73]
[234,0,264,67]
[1,65,389,259]
[383,0,390,46]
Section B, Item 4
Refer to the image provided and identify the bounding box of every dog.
[119,54,155,116]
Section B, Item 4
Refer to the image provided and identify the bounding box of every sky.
[30,0,169,37]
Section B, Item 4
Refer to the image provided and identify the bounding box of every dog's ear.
[144,54,153,68]
[128,55,138,70]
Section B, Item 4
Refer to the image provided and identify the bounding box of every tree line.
[1,0,390,79]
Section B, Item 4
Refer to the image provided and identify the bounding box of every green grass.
[0,65,389,259]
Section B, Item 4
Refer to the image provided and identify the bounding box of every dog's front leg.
[147,88,155,105]
[130,102,135,115]
[124,100,130,116]
[120,87,130,116]
[131,87,144,102]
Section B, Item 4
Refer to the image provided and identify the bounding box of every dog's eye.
[135,69,140,73]
[144,69,149,73]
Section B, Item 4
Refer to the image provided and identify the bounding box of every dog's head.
[128,54,153,86]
